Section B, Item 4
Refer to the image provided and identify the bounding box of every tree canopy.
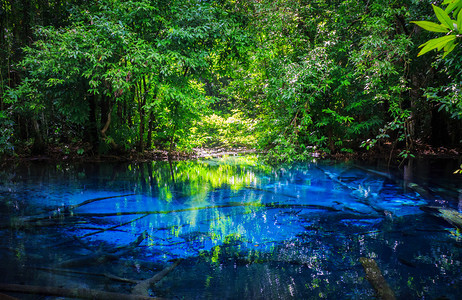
[1,0,461,161]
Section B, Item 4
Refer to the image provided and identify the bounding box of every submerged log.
[406,183,433,199]
[420,206,462,231]
[353,165,393,180]
[359,257,396,300]
[78,213,150,239]
[55,193,137,213]
[57,231,147,268]
[75,202,341,218]
[316,166,356,191]
[36,267,140,284]
[0,292,19,300]
[0,283,156,300]
[316,166,390,215]
[2,194,136,229]
[132,259,183,296]
[245,186,299,199]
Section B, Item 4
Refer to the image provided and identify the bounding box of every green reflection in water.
[125,155,270,201]
[115,155,274,253]
[1,157,461,299]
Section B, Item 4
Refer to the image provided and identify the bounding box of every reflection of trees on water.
[123,155,268,203]
[0,157,462,298]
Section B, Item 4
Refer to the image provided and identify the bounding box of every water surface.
[0,156,461,299]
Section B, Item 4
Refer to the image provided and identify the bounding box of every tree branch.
[132,259,183,296]
[0,283,157,300]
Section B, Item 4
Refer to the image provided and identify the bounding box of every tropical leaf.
[445,2,458,14]
[444,0,462,17]
[433,4,455,29]
[417,35,456,56]
[443,40,458,57]
[411,21,450,33]
[458,9,462,33]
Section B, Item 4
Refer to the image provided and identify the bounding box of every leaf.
[443,41,458,57]
[417,35,456,56]
[445,1,459,14]
[445,0,462,17]
[444,39,456,51]
[411,21,450,33]
[458,9,462,33]
[433,4,455,29]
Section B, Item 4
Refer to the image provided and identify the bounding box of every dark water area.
[0,156,461,299]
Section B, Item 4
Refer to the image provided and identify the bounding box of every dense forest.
[1,0,462,162]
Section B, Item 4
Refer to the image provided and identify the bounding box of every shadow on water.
[0,156,461,299]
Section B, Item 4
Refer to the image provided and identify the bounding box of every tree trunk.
[147,111,153,150]
[31,117,46,154]
[431,106,450,147]
[85,94,99,152]
[100,95,118,150]
[20,0,32,45]
[137,79,147,152]
[100,94,109,130]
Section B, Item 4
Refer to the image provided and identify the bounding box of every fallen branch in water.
[420,206,462,231]
[352,165,393,180]
[35,267,139,284]
[0,283,157,300]
[2,194,136,229]
[78,213,151,238]
[0,292,19,300]
[53,213,151,248]
[406,182,433,199]
[359,257,396,300]
[316,166,356,191]
[57,231,147,268]
[75,202,341,218]
[132,259,183,296]
[3,200,340,231]
[54,193,137,213]
[245,186,299,199]
[354,164,435,200]
[4,200,341,230]
[317,166,389,217]
[1,217,85,230]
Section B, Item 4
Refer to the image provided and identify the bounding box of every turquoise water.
[0,156,461,299]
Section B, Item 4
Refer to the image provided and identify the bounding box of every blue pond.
[0,156,461,299]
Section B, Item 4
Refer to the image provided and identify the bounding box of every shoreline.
[0,143,461,166]
[0,147,260,165]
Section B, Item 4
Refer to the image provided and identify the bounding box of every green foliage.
[1,0,462,160]
[1,0,249,155]
[224,0,425,160]
[0,111,14,155]
[425,82,462,119]
[420,7,462,133]
[189,110,257,149]
[412,1,462,57]
[264,132,317,164]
